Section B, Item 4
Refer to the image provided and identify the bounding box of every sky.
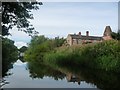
[7,1,118,48]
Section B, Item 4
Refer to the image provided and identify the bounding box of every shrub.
[44,40,120,73]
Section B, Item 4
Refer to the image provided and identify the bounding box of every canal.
[2,59,120,89]
[2,59,97,88]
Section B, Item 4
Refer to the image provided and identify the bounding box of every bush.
[44,40,120,73]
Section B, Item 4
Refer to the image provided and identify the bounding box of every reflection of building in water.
[66,73,82,85]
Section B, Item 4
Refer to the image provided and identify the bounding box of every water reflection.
[27,60,120,89]
[1,57,17,88]
[2,58,17,77]
[27,61,66,80]
[2,53,18,88]
[2,59,120,89]
[56,65,120,89]
[3,60,96,88]
[0,79,9,88]
[66,73,81,85]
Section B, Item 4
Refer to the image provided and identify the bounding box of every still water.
[3,60,97,88]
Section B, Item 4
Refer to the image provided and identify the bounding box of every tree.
[29,35,48,47]
[1,1,43,36]
[111,30,120,40]
[54,37,65,47]
[2,38,18,77]
[24,36,65,62]
[19,46,28,53]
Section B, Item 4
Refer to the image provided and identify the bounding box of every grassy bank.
[44,40,120,73]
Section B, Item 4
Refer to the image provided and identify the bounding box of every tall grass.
[44,40,120,73]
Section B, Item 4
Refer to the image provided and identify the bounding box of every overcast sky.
[8,2,118,48]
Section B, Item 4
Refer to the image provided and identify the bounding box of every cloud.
[8,2,118,42]
[30,2,118,36]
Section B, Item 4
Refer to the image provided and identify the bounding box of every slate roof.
[68,34,103,40]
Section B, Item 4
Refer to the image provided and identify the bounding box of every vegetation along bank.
[24,35,120,73]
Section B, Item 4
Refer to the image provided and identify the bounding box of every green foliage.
[24,35,65,62]
[2,38,18,60]
[2,38,18,76]
[44,40,120,73]
[19,46,28,53]
[25,38,120,89]
[2,2,43,36]
[25,35,120,73]
[29,35,48,47]
[111,30,120,40]
[24,35,48,62]
[54,37,66,47]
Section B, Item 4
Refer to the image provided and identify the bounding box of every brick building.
[66,26,112,46]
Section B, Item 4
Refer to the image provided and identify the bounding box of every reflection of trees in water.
[27,61,83,85]
[2,58,14,77]
[27,61,66,81]
[57,65,120,89]
[83,70,120,89]
[2,58,120,90]
[28,60,120,89]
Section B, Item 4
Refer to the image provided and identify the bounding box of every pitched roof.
[68,34,102,40]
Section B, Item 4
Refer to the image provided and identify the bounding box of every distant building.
[66,26,112,46]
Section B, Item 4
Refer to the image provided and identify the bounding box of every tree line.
[24,35,65,62]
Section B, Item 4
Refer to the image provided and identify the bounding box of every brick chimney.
[86,31,89,36]
[78,32,81,36]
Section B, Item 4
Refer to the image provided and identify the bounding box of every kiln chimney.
[86,31,89,36]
